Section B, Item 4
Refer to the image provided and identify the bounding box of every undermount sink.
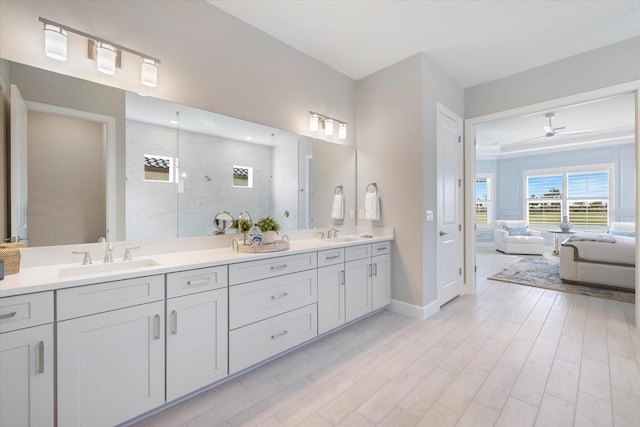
[58,259,160,278]
[326,236,363,243]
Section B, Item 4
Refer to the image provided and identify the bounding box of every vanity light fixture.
[39,17,161,87]
[309,114,320,132]
[43,23,67,61]
[338,123,347,139]
[324,119,334,136]
[308,111,347,140]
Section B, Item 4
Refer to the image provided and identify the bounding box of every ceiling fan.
[524,112,593,141]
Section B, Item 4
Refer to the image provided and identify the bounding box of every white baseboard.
[388,299,440,320]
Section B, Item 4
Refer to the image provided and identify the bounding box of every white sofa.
[494,220,545,255]
[560,222,636,290]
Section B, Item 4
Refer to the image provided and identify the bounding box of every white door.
[317,263,346,334]
[166,289,228,401]
[57,302,165,427]
[9,84,28,244]
[437,104,464,306]
[371,253,391,310]
[0,324,54,427]
[345,258,372,322]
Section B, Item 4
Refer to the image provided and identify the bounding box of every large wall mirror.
[1,59,357,247]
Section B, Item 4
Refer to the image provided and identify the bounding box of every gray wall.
[0,0,356,146]
[466,36,640,119]
[356,52,464,309]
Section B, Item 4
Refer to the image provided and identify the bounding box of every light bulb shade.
[44,24,67,61]
[141,58,158,87]
[96,42,116,75]
[338,123,347,139]
[325,119,334,136]
[309,114,319,132]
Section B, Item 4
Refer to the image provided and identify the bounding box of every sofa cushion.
[503,235,544,244]
[609,222,635,238]
[503,225,529,236]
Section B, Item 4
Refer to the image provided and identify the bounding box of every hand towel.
[331,194,344,220]
[365,192,380,220]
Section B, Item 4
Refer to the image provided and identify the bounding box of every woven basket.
[232,239,290,253]
[0,248,21,275]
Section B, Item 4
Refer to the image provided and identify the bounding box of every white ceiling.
[209,0,640,87]
[475,92,636,157]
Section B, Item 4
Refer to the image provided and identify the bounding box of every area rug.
[488,256,635,303]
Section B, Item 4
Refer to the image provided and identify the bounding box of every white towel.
[331,194,344,220]
[365,192,380,220]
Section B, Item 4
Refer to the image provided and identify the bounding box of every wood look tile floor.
[130,248,639,427]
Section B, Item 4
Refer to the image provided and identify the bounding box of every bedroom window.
[526,165,611,226]
[476,175,492,224]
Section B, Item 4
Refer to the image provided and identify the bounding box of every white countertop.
[0,235,393,297]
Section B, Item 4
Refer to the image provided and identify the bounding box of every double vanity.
[0,231,392,427]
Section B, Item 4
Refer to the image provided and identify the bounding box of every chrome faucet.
[327,228,339,239]
[103,243,113,263]
[71,250,92,265]
[123,246,140,261]
[318,231,326,240]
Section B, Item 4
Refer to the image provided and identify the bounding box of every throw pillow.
[503,225,529,236]
[609,230,636,238]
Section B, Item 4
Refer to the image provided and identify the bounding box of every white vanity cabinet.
[165,266,228,401]
[228,252,318,374]
[0,292,54,427]
[371,242,391,310]
[56,275,165,427]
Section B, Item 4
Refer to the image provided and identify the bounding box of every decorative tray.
[232,238,290,253]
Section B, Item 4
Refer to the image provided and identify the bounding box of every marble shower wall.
[126,120,274,240]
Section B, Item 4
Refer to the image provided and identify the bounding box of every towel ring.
[366,182,378,194]
[334,185,343,195]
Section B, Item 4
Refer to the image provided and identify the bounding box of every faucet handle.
[318,231,325,240]
[123,246,140,261]
[71,251,92,265]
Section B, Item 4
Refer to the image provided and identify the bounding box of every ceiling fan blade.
[543,125,553,134]
[553,125,566,132]
[555,129,593,136]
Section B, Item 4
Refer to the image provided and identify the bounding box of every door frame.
[463,81,640,326]
[25,101,117,241]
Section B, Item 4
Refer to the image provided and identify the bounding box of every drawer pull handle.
[325,255,340,260]
[153,314,161,340]
[171,310,178,335]
[0,311,17,320]
[271,292,289,300]
[187,278,211,286]
[270,264,288,271]
[271,330,288,339]
[377,246,387,251]
[37,341,45,374]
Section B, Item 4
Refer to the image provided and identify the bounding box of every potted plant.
[256,216,281,244]
[233,218,253,244]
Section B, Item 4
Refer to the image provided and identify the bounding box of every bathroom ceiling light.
[96,42,117,75]
[43,23,67,61]
[338,123,347,139]
[39,17,161,87]
[309,114,319,132]
[141,58,158,87]
[324,119,334,136]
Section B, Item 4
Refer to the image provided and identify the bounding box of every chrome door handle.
[0,311,17,320]
[325,255,340,260]
[153,314,161,340]
[341,270,345,285]
[373,263,378,276]
[271,330,288,339]
[270,292,289,300]
[368,264,372,277]
[171,310,178,335]
[37,341,45,374]
[439,231,449,236]
[186,278,210,286]
[270,264,288,271]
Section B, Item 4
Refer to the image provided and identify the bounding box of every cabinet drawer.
[229,269,317,329]
[167,265,227,298]
[229,252,317,285]
[372,241,391,255]
[0,291,54,333]
[317,248,345,267]
[345,244,372,261]
[229,304,317,374]
[57,275,165,320]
